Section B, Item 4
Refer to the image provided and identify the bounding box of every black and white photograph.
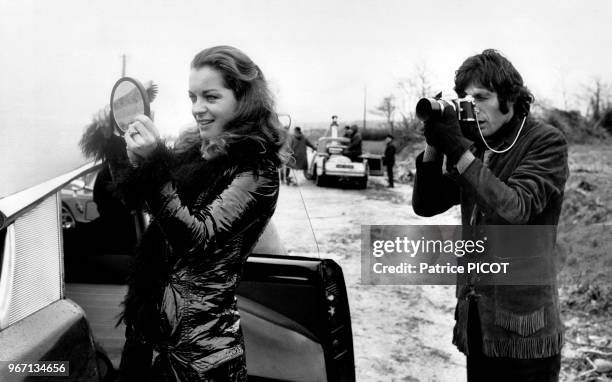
[0,1,611,381]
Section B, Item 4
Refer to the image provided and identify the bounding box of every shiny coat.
[81,126,279,381]
[412,117,569,359]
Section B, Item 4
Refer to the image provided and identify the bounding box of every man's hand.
[124,115,161,166]
[423,105,471,165]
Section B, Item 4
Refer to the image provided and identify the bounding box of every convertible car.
[0,131,355,381]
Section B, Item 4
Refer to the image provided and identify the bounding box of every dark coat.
[345,130,362,157]
[383,142,396,166]
[412,117,569,359]
[289,133,315,170]
[81,126,279,381]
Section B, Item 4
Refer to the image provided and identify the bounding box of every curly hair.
[175,45,286,166]
[454,49,534,117]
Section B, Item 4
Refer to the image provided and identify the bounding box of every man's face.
[464,83,514,137]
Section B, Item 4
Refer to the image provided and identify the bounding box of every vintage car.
[0,131,355,380]
[306,137,369,189]
[60,172,99,230]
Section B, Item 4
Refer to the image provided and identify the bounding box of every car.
[306,137,369,189]
[60,172,99,230]
[1,139,355,381]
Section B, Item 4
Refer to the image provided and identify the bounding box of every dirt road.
[272,172,466,382]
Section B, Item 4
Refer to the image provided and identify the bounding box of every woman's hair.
[176,45,286,166]
[454,49,534,117]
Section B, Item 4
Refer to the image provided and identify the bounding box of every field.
[393,141,612,380]
[556,143,612,381]
[281,130,611,380]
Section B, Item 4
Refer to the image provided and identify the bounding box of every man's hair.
[386,134,394,139]
[454,49,534,117]
[187,45,284,164]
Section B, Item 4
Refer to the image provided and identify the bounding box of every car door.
[61,164,356,382]
[0,162,107,381]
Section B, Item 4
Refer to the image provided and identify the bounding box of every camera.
[416,95,476,122]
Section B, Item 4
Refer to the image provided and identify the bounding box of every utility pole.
[363,86,367,131]
[121,54,126,77]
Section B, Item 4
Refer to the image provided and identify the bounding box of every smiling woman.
[189,66,238,141]
[79,45,286,381]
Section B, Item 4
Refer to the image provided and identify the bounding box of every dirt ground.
[273,171,466,382]
[273,142,612,381]
[556,144,612,382]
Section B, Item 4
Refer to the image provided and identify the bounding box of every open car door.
[62,163,356,382]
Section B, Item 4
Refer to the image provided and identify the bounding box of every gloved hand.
[424,104,472,165]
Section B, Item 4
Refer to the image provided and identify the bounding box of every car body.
[306,137,369,189]
[1,142,355,381]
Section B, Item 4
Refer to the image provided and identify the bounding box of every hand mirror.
[110,77,151,136]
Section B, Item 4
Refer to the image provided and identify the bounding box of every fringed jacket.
[412,117,569,359]
[81,126,279,380]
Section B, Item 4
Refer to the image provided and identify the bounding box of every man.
[383,134,396,187]
[279,124,291,184]
[327,115,339,138]
[412,49,568,381]
[344,124,362,162]
[288,126,316,183]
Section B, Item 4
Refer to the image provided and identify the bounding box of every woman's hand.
[124,115,161,166]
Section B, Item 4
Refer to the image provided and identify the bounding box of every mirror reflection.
[111,79,147,135]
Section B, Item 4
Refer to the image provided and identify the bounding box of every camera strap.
[476,116,526,154]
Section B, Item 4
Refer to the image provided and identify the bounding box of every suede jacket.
[412,117,569,359]
[81,126,279,380]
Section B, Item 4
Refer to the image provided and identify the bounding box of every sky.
[1,0,612,139]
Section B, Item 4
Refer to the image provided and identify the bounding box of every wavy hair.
[175,45,286,166]
[454,49,534,117]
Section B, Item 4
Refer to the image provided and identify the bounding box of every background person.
[279,124,291,184]
[288,126,316,182]
[81,45,284,381]
[343,124,362,162]
[326,114,339,137]
[412,49,569,382]
[383,134,396,187]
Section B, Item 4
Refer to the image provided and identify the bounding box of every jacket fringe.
[494,307,545,337]
[483,332,564,359]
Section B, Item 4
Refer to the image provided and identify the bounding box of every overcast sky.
[1,0,611,137]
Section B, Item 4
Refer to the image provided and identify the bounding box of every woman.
[81,45,284,381]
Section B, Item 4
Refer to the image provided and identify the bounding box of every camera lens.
[416,98,442,122]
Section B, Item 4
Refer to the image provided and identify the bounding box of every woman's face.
[188,66,238,140]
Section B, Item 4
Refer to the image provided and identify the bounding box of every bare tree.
[372,95,396,133]
[396,63,434,137]
[585,78,612,123]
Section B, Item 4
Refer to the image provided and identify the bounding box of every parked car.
[1,146,355,381]
[60,171,99,230]
[306,137,369,189]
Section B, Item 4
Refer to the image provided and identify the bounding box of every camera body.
[416,96,476,123]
